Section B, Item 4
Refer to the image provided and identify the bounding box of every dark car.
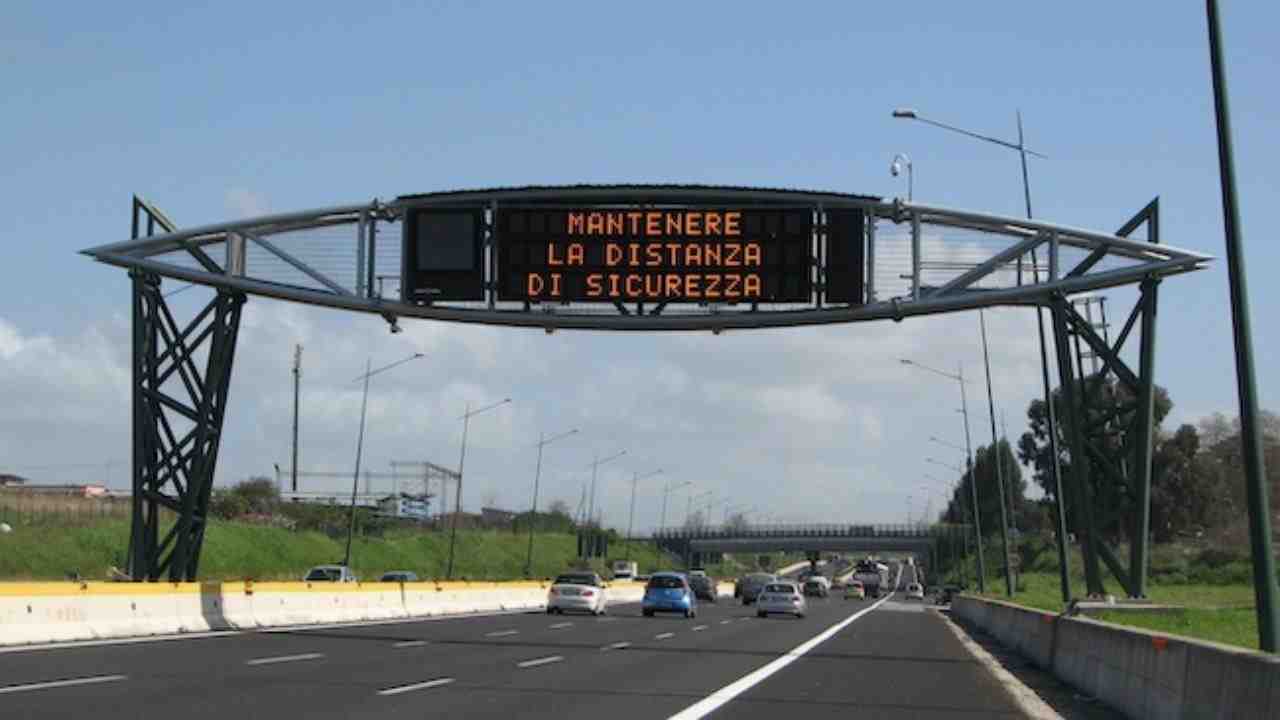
[739,573,776,605]
[689,574,717,602]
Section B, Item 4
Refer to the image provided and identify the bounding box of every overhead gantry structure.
[85,186,1207,594]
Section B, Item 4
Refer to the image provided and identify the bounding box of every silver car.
[756,582,807,619]
[547,572,609,615]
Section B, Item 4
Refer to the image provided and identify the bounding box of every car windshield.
[306,568,341,581]
[554,574,596,586]
[647,576,685,590]
[764,584,794,593]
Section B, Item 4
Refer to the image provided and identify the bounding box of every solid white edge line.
[719,619,733,625]
[392,640,428,648]
[0,674,128,695]
[654,632,675,640]
[0,607,542,655]
[484,630,519,637]
[668,573,900,720]
[692,625,709,631]
[245,652,325,666]
[602,641,631,650]
[516,655,564,668]
[377,677,455,696]
[549,622,574,629]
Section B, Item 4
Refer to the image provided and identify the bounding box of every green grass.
[0,518,683,582]
[1090,608,1261,651]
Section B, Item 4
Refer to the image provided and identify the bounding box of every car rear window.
[647,576,685,590]
[306,568,341,581]
[764,584,794,593]
[554,574,596,586]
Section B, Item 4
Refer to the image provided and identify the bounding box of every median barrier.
[0,578,693,647]
[952,594,1280,719]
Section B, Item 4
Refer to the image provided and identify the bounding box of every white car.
[547,572,609,615]
[756,582,807,619]
[905,582,925,601]
[304,565,358,583]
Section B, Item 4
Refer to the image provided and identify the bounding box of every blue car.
[642,572,698,618]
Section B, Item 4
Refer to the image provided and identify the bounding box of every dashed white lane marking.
[654,632,676,640]
[692,625,709,631]
[602,641,631,651]
[245,653,325,666]
[485,630,519,638]
[516,655,564,668]
[668,576,899,720]
[719,620,733,625]
[0,675,128,695]
[549,622,574,629]
[377,678,455,696]
[393,640,428,648]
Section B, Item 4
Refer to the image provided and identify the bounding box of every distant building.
[3,482,109,498]
[480,507,516,528]
[378,494,431,519]
[279,491,380,509]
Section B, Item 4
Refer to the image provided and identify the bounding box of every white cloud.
[0,289,1059,528]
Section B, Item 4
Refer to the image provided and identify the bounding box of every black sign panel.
[497,207,813,303]
[401,208,485,302]
[824,208,865,305]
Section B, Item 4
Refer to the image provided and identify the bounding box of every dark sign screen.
[496,207,813,303]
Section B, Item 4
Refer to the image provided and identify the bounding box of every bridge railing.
[651,523,970,541]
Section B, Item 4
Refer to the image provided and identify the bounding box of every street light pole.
[660,479,691,531]
[980,311,1015,597]
[291,344,301,493]
[625,468,663,561]
[588,450,626,528]
[903,358,986,593]
[895,106,1063,598]
[342,352,425,570]
[446,397,511,579]
[524,428,578,577]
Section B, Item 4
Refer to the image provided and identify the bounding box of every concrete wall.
[952,595,1280,719]
[0,580,727,647]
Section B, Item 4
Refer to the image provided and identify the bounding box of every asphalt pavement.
[0,586,1035,719]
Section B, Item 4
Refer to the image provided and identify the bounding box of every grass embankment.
[0,518,683,582]
[962,540,1271,650]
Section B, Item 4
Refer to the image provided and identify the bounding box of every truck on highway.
[852,559,889,598]
[611,560,639,581]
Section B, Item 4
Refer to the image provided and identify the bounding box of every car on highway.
[379,570,418,582]
[688,568,707,578]
[642,572,697,618]
[689,574,717,603]
[756,582,806,619]
[738,572,776,605]
[547,572,609,615]
[843,579,866,600]
[303,564,357,583]
[905,582,925,601]
[802,577,830,598]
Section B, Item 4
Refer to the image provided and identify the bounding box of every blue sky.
[1,2,1276,529]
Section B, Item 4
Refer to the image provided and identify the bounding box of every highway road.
[0,580,1045,719]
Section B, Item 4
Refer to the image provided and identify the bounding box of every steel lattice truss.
[84,186,1209,332]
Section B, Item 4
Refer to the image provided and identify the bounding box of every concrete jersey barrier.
[0,577,720,647]
[952,594,1280,719]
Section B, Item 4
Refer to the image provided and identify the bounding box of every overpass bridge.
[653,523,969,565]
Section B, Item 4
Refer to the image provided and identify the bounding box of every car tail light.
[791,597,801,603]
[581,590,594,597]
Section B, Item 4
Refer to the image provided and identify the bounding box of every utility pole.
[291,344,301,493]
[981,311,1015,597]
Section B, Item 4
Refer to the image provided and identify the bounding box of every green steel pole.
[1206,0,1278,653]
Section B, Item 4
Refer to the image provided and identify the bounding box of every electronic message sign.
[496,207,814,303]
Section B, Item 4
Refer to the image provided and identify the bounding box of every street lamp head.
[893,108,918,119]
[899,358,913,365]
